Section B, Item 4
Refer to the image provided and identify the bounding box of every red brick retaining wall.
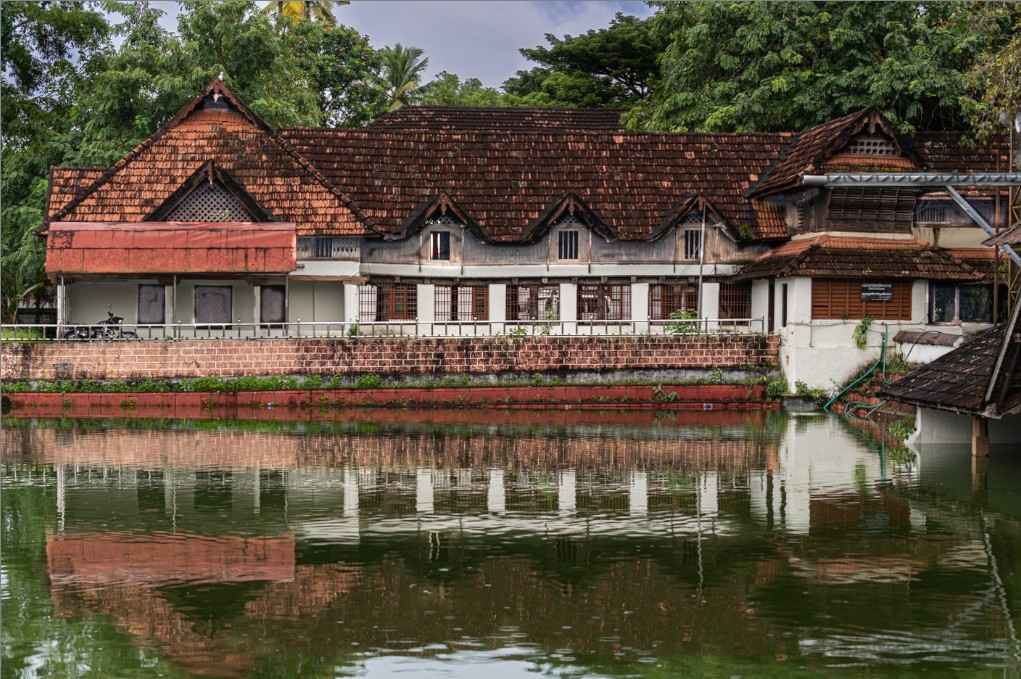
[1,335,779,382]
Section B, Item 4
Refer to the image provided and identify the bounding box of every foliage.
[852,316,873,350]
[886,416,915,443]
[794,380,827,403]
[636,1,1021,132]
[965,7,1021,138]
[379,43,428,111]
[504,13,665,108]
[353,373,384,389]
[260,0,349,26]
[665,309,699,334]
[419,72,512,108]
[766,379,787,400]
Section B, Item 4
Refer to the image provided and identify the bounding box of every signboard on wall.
[861,283,893,302]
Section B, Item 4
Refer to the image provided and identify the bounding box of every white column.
[751,279,770,333]
[343,467,359,518]
[631,282,649,334]
[253,467,261,515]
[559,282,577,335]
[700,281,720,332]
[56,464,66,533]
[629,471,648,516]
[698,471,719,517]
[416,468,434,514]
[749,470,768,523]
[343,283,359,328]
[56,280,67,327]
[488,283,506,335]
[253,284,261,326]
[558,469,576,513]
[911,280,928,323]
[487,469,505,514]
[417,283,435,335]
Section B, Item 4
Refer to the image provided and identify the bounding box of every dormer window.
[558,230,579,260]
[430,231,451,260]
[683,228,702,261]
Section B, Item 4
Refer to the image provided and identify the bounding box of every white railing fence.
[0,318,765,341]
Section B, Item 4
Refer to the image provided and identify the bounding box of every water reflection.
[2,412,1020,678]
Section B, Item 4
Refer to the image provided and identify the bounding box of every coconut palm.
[261,0,349,26]
[380,44,429,111]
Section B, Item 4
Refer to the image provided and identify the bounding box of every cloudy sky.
[152,0,653,87]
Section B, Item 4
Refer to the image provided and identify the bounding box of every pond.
[2,410,1020,678]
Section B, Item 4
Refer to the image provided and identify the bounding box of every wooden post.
[971,415,990,457]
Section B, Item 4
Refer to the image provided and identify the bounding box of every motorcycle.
[62,311,139,340]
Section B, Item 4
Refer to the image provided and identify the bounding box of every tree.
[260,0,349,26]
[418,72,511,107]
[503,13,665,108]
[965,7,1021,139]
[379,44,428,111]
[637,1,1021,133]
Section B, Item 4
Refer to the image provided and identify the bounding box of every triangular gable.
[527,194,613,243]
[748,109,920,198]
[392,192,478,240]
[149,162,269,222]
[654,195,735,242]
[46,79,370,237]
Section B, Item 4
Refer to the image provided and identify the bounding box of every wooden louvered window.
[578,283,631,321]
[359,283,417,322]
[650,283,697,319]
[812,279,911,320]
[435,285,488,322]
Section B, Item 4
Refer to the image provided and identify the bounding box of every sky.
[151,0,653,87]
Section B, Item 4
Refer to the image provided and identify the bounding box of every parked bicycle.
[61,312,139,340]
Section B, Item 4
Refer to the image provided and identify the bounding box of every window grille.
[430,231,451,260]
[506,284,560,321]
[359,283,417,322]
[683,229,702,261]
[435,285,488,322]
[650,283,697,319]
[578,283,631,321]
[297,237,355,259]
[845,134,898,156]
[164,182,255,222]
[558,230,579,260]
[718,281,752,320]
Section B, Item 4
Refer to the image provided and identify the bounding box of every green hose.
[823,328,888,413]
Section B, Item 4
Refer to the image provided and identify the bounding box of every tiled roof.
[45,221,296,275]
[913,132,1012,172]
[984,224,1021,247]
[947,247,999,282]
[47,168,104,220]
[279,128,790,242]
[880,312,1021,416]
[733,235,984,281]
[47,80,367,237]
[368,106,625,131]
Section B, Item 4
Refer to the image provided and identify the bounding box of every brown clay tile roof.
[733,235,984,281]
[984,224,1021,247]
[947,247,999,282]
[913,132,1011,172]
[880,313,1021,416]
[368,106,625,131]
[279,127,791,242]
[47,168,105,220]
[47,80,368,237]
[893,330,962,347]
[45,221,296,275]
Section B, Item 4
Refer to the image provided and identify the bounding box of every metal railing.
[0,318,765,341]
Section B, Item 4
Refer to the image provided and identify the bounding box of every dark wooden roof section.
[46,79,368,237]
[368,106,625,131]
[880,304,1021,417]
[733,235,984,281]
[279,127,790,242]
[45,221,296,275]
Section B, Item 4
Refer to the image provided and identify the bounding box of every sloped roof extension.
[733,235,984,281]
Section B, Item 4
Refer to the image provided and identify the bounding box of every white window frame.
[430,231,451,261]
[557,229,580,261]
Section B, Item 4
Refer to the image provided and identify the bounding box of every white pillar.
[631,282,649,334]
[56,464,66,532]
[488,283,506,335]
[558,469,576,513]
[629,471,648,516]
[698,471,719,516]
[487,469,505,514]
[559,282,577,334]
[253,284,261,326]
[56,280,67,327]
[751,279,770,333]
[911,280,928,323]
[749,470,768,523]
[700,281,720,332]
[417,283,435,335]
[343,467,359,518]
[253,466,261,515]
[416,468,434,514]
[343,283,359,328]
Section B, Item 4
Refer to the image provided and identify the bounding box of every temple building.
[42,79,1015,388]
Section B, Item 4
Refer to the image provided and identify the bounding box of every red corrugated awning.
[45,221,296,275]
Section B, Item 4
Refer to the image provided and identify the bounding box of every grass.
[1,328,44,340]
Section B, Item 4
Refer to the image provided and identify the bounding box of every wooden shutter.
[811,279,911,320]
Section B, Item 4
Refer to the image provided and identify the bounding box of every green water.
[2,412,1020,678]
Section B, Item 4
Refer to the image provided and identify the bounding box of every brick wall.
[1,335,779,382]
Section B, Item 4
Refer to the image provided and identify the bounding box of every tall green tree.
[637,1,1021,133]
[379,43,428,111]
[417,72,511,107]
[504,13,665,108]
